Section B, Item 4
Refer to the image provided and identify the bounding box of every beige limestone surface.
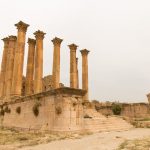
[0,37,9,98]
[11,21,29,96]
[52,37,63,89]
[20,128,150,150]
[68,44,78,89]
[81,49,89,101]
[34,30,45,94]
[5,36,17,98]
[25,38,36,95]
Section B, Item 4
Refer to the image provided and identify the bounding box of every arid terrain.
[0,128,150,150]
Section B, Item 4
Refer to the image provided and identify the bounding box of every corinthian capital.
[2,37,9,46]
[28,38,36,45]
[68,43,78,51]
[9,35,17,41]
[80,49,90,55]
[34,30,46,40]
[15,21,29,32]
[51,37,63,46]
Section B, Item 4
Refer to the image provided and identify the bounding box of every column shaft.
[52,37,63,89]
[25,38,36,95]
[81,49,90,101]
[76,58,79,89]
[11,21,29,96]
[68,44,78,88]
[34,30,45,93]
[0,37,9,98]
[5,36,17,98]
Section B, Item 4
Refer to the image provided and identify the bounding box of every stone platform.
[0,87,132,132]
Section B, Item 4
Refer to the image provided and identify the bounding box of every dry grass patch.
[118,137,150,150]
[0,127,92,150]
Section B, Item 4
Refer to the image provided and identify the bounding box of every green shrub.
[112,104,122,115]
[4,106,11,113]
[55,106,62,115]
[84,114,92,119]
[72,102,77,107]
[92,100,99,104]
[95,105,101,111]
[0,109,5,116]
[33,102,41,117]
[16,107,21,114]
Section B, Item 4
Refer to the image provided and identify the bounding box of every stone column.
[52,37,63,89]
[5,36,17,98]
[11,21,29,97]
[80,49,90,101]
[0,37,9,98]
[25,38,36,95]
[34,30,45,93]
[68,44,78,88]
[76,58,79,89]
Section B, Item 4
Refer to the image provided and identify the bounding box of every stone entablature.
[0,87,86,106]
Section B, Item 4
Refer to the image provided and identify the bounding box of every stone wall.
[121,103,150,118]
[92,101,150,118]
[42,75,64,92]
[0,88,85,132]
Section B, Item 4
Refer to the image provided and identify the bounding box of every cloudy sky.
[0,0,150,102]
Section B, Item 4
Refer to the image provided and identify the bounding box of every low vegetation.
[84,114,92,119]
[135,118,150,121]
[0,109,4,116]
[118,137,150,150]
[33,102,41,117]
[16,106,21,114]
[112,103,122,115]
[0,127,91,150]
[4,106,11,114]
[55,106,62,115]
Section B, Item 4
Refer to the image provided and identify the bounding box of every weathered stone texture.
[52,37,63,89]
[2,88,84,131]
[0,37,9,98]
[5,36,17,99]
[34,30,45,94]
[76,58,79,88]
[11,21,29,97]
[68,44,78,88]
[81,49,90,101]
[93,102,150,118]
[25,38,36,95]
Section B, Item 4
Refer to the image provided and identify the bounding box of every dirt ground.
[0,128,150,150]
[21,128,150,150]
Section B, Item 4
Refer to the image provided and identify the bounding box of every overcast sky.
[0,0,150,102]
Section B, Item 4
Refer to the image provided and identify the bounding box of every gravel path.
[21,128,150,150]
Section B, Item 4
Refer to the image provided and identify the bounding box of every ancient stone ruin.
[0,20,148,132]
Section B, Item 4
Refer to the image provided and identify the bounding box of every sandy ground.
[20,128,150,150]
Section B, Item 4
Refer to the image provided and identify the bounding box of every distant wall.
[121,103,150,118]
[93,102,150,118]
